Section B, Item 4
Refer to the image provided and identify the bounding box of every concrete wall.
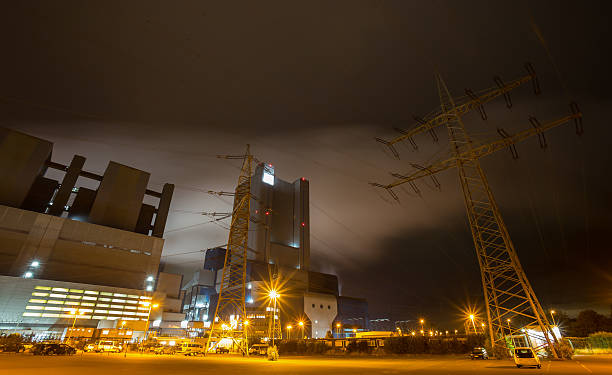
[304,292,338,339]
[88,162,150,232]
[247,163,310,270]
[0,128,52,208]
[0,205,163,290]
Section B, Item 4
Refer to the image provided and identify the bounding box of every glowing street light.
[550,310,556,325]
[420,319,425,332]
[507,318,512,332]
[411,331,416,336]
[66,309,85,343]
[468,314,478,334]
[268,290,280,347]
[286,324,292,340]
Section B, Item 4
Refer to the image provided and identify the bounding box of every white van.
[513,347,541,368]
[97,341,122,353]
[176,342,205,356]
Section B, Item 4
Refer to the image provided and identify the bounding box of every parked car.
[154,346,176,355]
[249,344,268,356]
[215,346,230,354]
[0,343,25,353]
[83,343,97,352]
[32,343,76,355]
[513,347,541,368]
[96,341,122,353]
[470,347,489,360]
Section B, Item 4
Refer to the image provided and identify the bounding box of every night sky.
[2,1,610,328]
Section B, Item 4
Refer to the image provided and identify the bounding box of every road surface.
[1,352,610,374]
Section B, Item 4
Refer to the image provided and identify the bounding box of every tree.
[567,310,612,337]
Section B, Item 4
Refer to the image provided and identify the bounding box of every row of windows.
[22,312,145,321]
[24,286,153,321]
[311,303,332,310]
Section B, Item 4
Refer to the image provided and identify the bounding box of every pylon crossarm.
[374,112,580,192]
[382,74,535,152]
[469,113,581,159]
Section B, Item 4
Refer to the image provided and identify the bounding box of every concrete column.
[49,155,86,216]
[152,183,174,238]
[8,214,63,276]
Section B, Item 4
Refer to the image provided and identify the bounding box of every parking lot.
[1,352,610,374]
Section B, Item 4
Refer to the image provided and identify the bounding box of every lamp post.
[286,325,292,340]
[420,319,424,332]
[244,320,250,353]
[66,309,84,343]
[469,315,478,334]
[336,322,341,338]
[268,290,279,347]
[507,318,511,333]
[143,302,159,341]
[121,320,127,357]
[298,321,304,339]
[550,310,556,325]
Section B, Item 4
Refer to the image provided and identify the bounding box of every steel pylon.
[371,64,583,358]
[206,145,253,356]
[436,74,558,356]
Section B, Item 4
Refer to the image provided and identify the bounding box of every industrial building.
[0,127,368,342]
[0,127,184,339]
[181,163,369,339]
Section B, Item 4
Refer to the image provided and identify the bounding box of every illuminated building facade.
[0,127,184,338]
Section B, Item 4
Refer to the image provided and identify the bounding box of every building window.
[312,304,315,308]
[262,164,275,185]
[320,304,323,309]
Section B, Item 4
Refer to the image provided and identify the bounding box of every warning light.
[301,177,306,181]
[255,210,258,214]
[268,163,273,167]
[301,222,306,227]
[265,211,270,216]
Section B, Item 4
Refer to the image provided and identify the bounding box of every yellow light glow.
[286,325,292,329]
[336,323,341,328]
[268,290,280,300]
[298,321,304,327]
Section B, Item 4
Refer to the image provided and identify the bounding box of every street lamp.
[268,290,280,347]
[336,322,341,338]
[66,309,84,343]
[286,325,292,340]
[352,328,357,337]
[507,318,512,332]
[420,319,425,332]
[143,302,159,341]
[550,310,556,325]
[469,314,478,334]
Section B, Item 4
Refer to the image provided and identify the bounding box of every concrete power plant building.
[182,163,369,339]
[0,127,185,340]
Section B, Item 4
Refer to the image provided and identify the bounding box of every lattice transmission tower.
[372,64,583,357]
[206,145,254,356]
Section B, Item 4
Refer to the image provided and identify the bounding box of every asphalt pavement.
[1,352,610,374]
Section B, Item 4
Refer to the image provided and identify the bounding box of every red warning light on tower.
[301,222,306,227]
